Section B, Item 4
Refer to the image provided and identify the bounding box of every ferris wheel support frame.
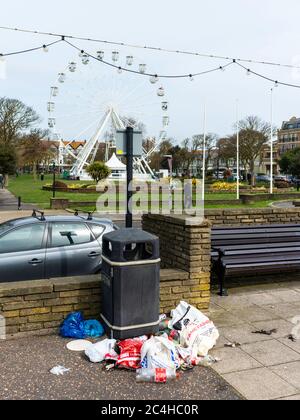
[70,107,125,177]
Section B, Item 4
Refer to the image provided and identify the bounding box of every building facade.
[277,116,300,155]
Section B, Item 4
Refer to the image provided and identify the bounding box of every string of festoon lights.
[0,26,300,89]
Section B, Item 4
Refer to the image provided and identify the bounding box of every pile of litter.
[55,301,220,384]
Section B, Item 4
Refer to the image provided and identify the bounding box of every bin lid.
[103,228,158,244]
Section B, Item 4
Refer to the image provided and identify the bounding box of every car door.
[0,223,47,282]
[45,221,103,279]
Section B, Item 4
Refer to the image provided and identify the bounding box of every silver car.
[0,213,116,283]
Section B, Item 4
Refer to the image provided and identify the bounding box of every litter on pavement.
[50,366,70,376]
[60,312,104,339]
[62,301,219,384]
[252,329,277,336]
[66,339,93,352]
[224,342,241,348]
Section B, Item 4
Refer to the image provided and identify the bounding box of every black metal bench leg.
[219,265,228,297]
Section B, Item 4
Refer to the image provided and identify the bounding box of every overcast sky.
[1,0,300,143]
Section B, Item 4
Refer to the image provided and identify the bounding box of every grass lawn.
[6,174,295,211]
[8,174,99,209]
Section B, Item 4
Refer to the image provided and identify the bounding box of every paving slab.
[271,361,300,390]
[278,337,300,355]
[264,302,300,320]
[241,340,300,367]
[268,289,300,304]
[210,347,262,374]
[221,324,273,345]
[208,310,246,328]
[229,306,280,323]
[277,394,300,400]
[223,367,298,400]
[250,319,293,339]
[246,292,283,306]
[211,295,257,310]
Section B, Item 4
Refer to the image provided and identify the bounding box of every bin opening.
[123,242,153,262]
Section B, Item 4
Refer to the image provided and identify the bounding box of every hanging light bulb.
[97,50,104,60]
[51,86,59,97]
[47,102,55,112]
[189,74,194,81]
[163,116,170,127]
[150,75,159,84]
[112,51,119,62]
[68,62,77,72]
[117,67,122,74]
[274,80,279,88]
[161,101,168,111]
[48,118,56,128]
[79,50,84,57]
[219,66,226,72]
[43,44,49,53]
[58,73,66,83]
[247,69,251,76]
[157,86,165,97]
[139,64,147,74]
[126,55,133,66]
[82,53,89,65]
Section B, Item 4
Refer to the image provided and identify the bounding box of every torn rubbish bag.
[170,301,219,357]
[85,339,118,363]
[115,337,148,370]
[140,335,180,370]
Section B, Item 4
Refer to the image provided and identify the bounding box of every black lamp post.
[52,162,56,199]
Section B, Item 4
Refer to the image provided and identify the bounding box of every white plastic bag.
[140,335,180,370]
[85,338,117,363]
[50,366,70,376]
[170,301,219,357]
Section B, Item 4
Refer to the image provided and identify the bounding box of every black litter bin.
[101,228,160,340]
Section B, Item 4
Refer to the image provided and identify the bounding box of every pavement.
[209,275,300,400]
[0,188,34,211]
[0,335,241,400]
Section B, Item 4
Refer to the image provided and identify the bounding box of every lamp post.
[236,100,240,200]
[52,162,56,199]
[270,88,274,194]
[202,105,207,202]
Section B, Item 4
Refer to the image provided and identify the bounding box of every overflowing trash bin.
[100,228,160,340]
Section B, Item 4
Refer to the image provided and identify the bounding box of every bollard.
[18,196,21,210]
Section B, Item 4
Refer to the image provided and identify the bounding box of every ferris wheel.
[47,49,170,179]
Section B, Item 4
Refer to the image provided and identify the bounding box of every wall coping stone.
[144,213,211,227]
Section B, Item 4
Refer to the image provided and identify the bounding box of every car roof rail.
[32,209,46,221]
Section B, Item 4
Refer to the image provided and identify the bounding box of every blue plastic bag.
[60,312,104,339]
[60,312,86,339]
[84,320,104,338]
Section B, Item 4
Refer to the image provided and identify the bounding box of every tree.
[181,133,218,176]
[18,130,55,179]
[86,161,111,183]
[279,148,300,177]
[219,116,272,186]
[0,97,40,145]
[0,143,17,186]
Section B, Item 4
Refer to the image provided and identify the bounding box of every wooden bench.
[211,224,300,296]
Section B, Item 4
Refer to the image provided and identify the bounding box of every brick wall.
[142,214,211,310]
[205,208,300,226]
[0,270,194,339]
[0,276,101,339]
